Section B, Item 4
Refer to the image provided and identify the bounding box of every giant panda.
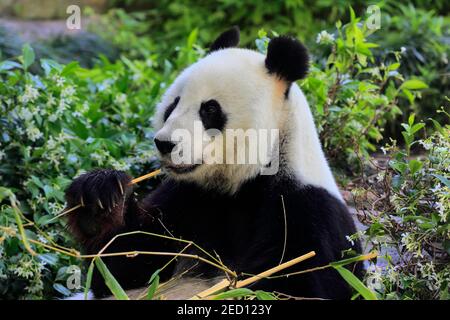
[65,27,363,300]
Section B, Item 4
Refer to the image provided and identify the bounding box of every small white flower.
[316,30,335,45]
[20,85,39,103]
[419,140,433,150]
[37,234,48,244]
[61,85,76,97]
[132,73,141,82]
[114,93,127,105]
[345,235,355,246]
[26,126,43,142]
[48,114,58,122]
[430,183,442,193]
[46,137,57,149]
[400,46,407,54]
[346,97,355,106]
[18,107,33,121]
[436,202,447,222]
[53,75,65,87]
[58,99,67,113]
[81,101,89,113]
[46,94,56,106]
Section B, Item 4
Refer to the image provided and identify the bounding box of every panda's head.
[153,27,309,193]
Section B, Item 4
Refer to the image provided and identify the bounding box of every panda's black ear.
[265,36,309,82]
[209,26,240,53]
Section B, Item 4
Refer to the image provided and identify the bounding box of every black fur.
[163,96,180,122]
[65,169,362,299]
[199,99,227,131]
[209,26,240,52]
[265,36,309,82]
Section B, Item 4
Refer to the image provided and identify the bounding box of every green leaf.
[387,63,400,71]
[61,61,80,76]
[38,253,59,265]
[146,269,160,300]
[212,288,254,300]
[432,174,450,188]
[84,261,95,300]
[408,159,423,175]
[330,253,376,267]
[40,59,63,75]
[333,266,377,300]
[429,118,443,134]
[400,79,428,90]
[408,113,415,126]
[0,60,22,72]
[410,123,425,134]
[255,290,276,300]
[94,258,129,300]
[22,44,35,70]
[53,283,72,296]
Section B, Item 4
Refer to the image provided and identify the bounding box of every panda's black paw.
[66,169,132,215]
[65,169,133,240]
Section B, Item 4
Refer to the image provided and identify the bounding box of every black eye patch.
[199,99,227,131]
[163,96,180,122]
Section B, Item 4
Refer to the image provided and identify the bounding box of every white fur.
[153,48,343,200]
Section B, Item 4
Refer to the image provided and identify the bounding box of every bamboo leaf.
[330,252,377,267]
[255,290,277,300]
[84,260,95,300]
[212,288,254,300]
[146,269,160,300]
[333,266,377,300]
[94,258,129,300]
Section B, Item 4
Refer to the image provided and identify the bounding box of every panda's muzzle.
[154,138,201,174]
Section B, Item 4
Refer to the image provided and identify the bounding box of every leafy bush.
[299,10,427,174]
[351,111,450,299]
[374,3,450,129]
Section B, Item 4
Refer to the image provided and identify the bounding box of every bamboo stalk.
[130,169,161,185]
[190,251,316,300]
[47,204,82,222]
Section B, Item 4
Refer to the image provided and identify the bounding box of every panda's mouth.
[165,163,200,174]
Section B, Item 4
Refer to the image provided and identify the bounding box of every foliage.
[101,0,368,50]
[0,26,119,70]
[299,11,427,173]
[351,111,450,299]
[374,3,450,128]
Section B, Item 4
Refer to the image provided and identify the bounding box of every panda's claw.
[117,178,124,195]
[97,199,104,210]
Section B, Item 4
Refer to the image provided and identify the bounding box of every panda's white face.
[153,48,287,192]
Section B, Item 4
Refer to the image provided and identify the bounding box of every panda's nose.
[154,138,176,155]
